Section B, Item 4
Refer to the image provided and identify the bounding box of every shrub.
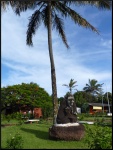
[6,132,24,149]
[85,124,112,149]
[1,114,5,121]
[15,112,24,125]
[78,114,84,121]
[5,114,11,123]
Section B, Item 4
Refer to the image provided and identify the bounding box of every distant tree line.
[58,79,112,112]
[1,80,112,117]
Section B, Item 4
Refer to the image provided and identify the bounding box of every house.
[33,108,42,118]
[88,103,112,114]
[20,105,43,119]
[4,104,43,119]
[76,107,81,114]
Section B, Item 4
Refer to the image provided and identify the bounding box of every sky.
[1,4,112,98]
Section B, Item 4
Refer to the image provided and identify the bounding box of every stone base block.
[49,123,85,141]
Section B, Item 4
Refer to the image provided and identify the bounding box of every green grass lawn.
[1,116,112,149]
[77,114,112,122]
[1,120,89,149]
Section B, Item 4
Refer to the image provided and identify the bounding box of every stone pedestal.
[49,123,85,141]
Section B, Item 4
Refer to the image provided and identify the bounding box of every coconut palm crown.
[63,79,78,94]
[83,79,104,96]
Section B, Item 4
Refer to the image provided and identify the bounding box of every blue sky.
[1,4,112,97]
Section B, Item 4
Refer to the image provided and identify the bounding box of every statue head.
[67,94,75,107]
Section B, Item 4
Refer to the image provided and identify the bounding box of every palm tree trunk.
[48,1,58,124]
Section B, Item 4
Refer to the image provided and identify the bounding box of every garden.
[1,113,112,149]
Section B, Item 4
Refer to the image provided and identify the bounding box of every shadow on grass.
[20,127,49,140]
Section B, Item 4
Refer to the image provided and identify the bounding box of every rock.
[49,123,85,141]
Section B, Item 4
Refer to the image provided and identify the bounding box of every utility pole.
[107,91,110,113]
[105,82,110,114]
[102,96,104,113]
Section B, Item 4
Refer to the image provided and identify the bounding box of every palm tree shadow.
[20,127,49,140]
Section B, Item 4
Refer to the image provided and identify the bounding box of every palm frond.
[26,10,42,46]
[62,84,68,87]
[54,1,68,18]
[53,14,69,48]
[13,1,38,16]
[41,5,49,28]
[1,1,39,15]
[53,1,99,34]
[1,1,8,9]
[83,87,88,91]
[63,79,78,94]
[72,85,78,88]
[86,1,112,10]
[63,1,111,10]
[86,84,90,87]
[71,81,77,85]
[65,6,99,34]
[83,79,104,95]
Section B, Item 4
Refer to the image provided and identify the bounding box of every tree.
[83,79,104,96]
[73,90,97,107]
[1,82,52,118]
[73,91,87,107]
[1,1,111,124]
[63,79,78,94]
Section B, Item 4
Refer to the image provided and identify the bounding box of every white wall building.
[77,107,81,114]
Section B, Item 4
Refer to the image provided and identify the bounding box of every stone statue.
[56,94,77,124]
[49,94,85,141]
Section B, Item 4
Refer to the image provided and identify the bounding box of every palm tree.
[1,1,111,124]
[63,79,78,94]
[83,79,104,96]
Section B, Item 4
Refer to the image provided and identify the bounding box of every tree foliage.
[73,91,96,107]
[73,90,112,109]
[1,82,52,118]
[83,79,104,96]
[97,92,112,104]
[63,79,78,94]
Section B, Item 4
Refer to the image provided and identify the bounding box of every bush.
[78,114,84,121]
[14,112,24,125]
[6,132,24,149]
[5,114,11,123]
[1,114,5,121]
[85,124,112,149]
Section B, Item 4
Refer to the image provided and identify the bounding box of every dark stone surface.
[56,94,77,124]
[49,124,85,141]
[50,94,85,141]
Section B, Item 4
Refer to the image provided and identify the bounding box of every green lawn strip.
[1,117,112,149]
[1,119,19,125]
[1,122,88,149]
[78,115,112,122]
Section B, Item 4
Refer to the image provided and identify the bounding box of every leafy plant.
[6,132,24,149]
[78,114,84,121]
[15,112,24,125]
[63,79,78,94]
[1,114,5,121]
[85,124,112,149]
[5,114,11,123]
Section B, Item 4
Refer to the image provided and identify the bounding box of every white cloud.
[100,39,112,49]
